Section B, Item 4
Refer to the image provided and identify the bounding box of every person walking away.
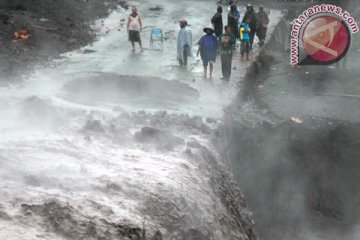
[211,6,223,41]
[127,5,143,52]
[220,25,236,80]
[242,4,257,50]
[197,27,217,79]
[177,19,193,67]
[256,6,269,47]
[240,18,251,60]
[228,4,240,40]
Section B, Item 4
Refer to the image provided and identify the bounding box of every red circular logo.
[301,15,350,63]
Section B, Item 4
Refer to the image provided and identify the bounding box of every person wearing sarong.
[220,25,236,80]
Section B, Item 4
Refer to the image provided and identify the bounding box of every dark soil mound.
[0,0,127,81]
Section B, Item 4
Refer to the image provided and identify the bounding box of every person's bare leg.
[204,65,207,79]
[131,42,135,51]
[246,43,250,60]
[209,63,213,79]
[139,42,143,52]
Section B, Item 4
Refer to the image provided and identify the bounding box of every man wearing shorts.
[127,5,143,52]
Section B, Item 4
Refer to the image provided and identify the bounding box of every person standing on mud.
[220,25,236,80]
[197,27,217,79]
[228,4,240,40]
[242,4,257,50]
[177,19,193,67]
[127,5,143,52]
[256,6,269,47]
[240,18,251,61]
[211,6,223,41]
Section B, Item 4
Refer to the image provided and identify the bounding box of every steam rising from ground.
[223,2,360,238]
[0,67,258,239]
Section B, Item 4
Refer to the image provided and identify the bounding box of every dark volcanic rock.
[21,200,144,240]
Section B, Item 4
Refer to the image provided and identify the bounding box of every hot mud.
[0,86,258,239]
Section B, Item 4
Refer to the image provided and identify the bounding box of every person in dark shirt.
[242,4,257,50]
[220,25,236,80]
[256,6,270,46]
[211,6,223,41]
[228,4,240,40]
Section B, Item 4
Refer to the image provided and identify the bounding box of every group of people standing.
[126,3,269,81]
[177,2,270,80]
